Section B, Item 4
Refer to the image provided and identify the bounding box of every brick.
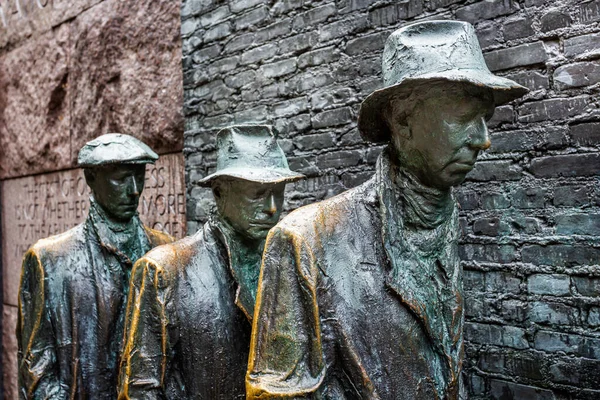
[484,42,547,71]
[255,20,291,42]
[572,277,600,297]
[522,245,600,267]
[506,71,549,90]
[224,70,256,88]
[503,17,535,40]
[488,105,514,127]
[459,244,518,264]
[528,274,571,296]
[477,22,502,49]
[564,32,600,57]
[368,4,399,26]
[490,380,555,400]
[207,55,239,76]
[530,153,600,178]
[181,17,201,37]
[200,6,231,28]
[553,185,589,207]
[473,217,504,236]
[316,149,362,169]
[464,269,485,290]
[428,0,463,9]
[192,44,222,64]
[292,4,337,30]
[510,216,542,235]
[530,301,579,325]
[540,10,572,32]
[554,62,600,89]
[345,31,388,56]
[318,15,369,43]
[241,43,277,64]
[465,295,493,319]
[477,350,505,373]
[502,300,527,322]
[230,0,263,13]
[512,187,545,209]
[482,192,511,209]
[272,97,309,117]
[534,330,600,358]
[278,33,318,55]
[271,0,305,15]
[579,0,600,24]
[556,214,600,235]
[259,59,297,78]
[181,0,215,19]
[224,32,255,53]
[298,46,340,69]
[456,190,480,210]
[507,351,546,380]
[550,359,580,385]
[295,133,336,151]
[312,107,353,128]
[467,160,523,182]
[486,271,521,293]
[455,0,515,23]
[465,323,529,349]
[310,87,354,110]
[571,122,600,146]
[589,307,600,326]
[234,6,269,30]
[204,22,232,42]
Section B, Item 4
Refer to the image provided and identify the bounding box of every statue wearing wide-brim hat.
[358,20,528,143]
[247,20,529,400]
[198,125,305,186]
[119,124,304,399]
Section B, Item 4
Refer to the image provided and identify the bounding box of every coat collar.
[376,148,464,397]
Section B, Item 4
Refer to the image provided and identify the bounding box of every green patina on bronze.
[17,134,172,399]
[118,125,304,399]
[247,21,528,399]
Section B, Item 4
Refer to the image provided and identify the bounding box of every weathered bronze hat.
[198,125,305,186]
[78,133,159,167]
[358,20,529,143]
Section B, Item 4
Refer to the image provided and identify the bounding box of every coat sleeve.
[118,257,176,400]
[246,226,325,399]
[17,250,68,399]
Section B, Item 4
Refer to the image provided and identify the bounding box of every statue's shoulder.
[143,225,175,246]
[276,177,376,239]
[28,223,87,262]
[137,232,205,276]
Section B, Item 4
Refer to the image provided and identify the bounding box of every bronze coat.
[17,217,172,399]
[118,220,251,399]
[247,151,465,399]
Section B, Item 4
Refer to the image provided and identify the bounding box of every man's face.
[213,178,285,242]
[388,83,495,190]
[85,164,146,222]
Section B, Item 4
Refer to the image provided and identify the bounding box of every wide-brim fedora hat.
[198,125,305,186]
[358,20,529,143]
[78,133,159,167]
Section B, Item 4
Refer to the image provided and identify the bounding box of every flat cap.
[78,133,159,167]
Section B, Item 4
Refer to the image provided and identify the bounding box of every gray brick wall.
[181,0,600,398]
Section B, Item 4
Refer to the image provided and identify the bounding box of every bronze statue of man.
[17,134,173,399]
[246,21,528,399]
[118,125,304,399]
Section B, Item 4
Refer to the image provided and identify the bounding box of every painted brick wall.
[181,0,600,398]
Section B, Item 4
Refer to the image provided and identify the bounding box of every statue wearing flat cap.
[118,125,304,399]
[247,21,528,399]
[17,134,173,399]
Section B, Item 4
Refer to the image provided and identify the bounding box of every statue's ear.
[83,168,96,185]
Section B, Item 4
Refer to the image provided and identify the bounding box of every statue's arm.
[118,257,173,400]
[246,226,325,399]
[17,251,68,399]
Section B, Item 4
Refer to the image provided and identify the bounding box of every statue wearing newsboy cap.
[247,21,528,399]
[17,134,173,399]
[118,125,304,399]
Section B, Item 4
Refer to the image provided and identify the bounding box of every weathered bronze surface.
[246,21,528,399]
[118,125,304,399]
[17,134,173,399]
